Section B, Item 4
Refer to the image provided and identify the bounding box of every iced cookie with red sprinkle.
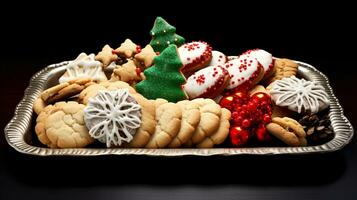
[244,49,274,80]
[184,65,230,99]
[178,41,212,74]
[208,50,227,66]
[225,54,264,91]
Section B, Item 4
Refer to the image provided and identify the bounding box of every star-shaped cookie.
[134,44,157,68]
[114,39,138,58]
[95,44,118,68]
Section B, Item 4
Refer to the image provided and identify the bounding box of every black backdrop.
[1,1,357,200]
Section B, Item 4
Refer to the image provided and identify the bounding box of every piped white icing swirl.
[270,76,330,114]
[84,89,142,147]
[59,53,107,83]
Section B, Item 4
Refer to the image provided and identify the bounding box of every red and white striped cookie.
[184,65,230,99]
[208,50,227,66]
[178,41,212,74]
[244,49,274,80]
[225,54,264,90]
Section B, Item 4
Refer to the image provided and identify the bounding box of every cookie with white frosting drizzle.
[269,76,330,114]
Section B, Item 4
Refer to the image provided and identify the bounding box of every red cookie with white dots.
[178,41,212,74]
[225,54,264,91]
[184,65,230,99]
[208,50,227,66]
[243,49,275,80]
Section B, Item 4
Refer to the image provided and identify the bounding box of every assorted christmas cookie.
[79,81,137,105]
[266,117,307,147]
[95,44,118,68]
[184,65,230,99]
[145,102,182,148]
[113,39,140,58]
[269,76,330,114]
[35,101,94,148]
[32,16,334,149]
[225,53,264,91]
[149,16,185,53]
[168,100,201,148]
[59,53,107,84]
[134,44,157,69]
[208,50,227,66]
[84,89,142,147]
[135,44,188,103]
[244,49,275,80]
[41,78,94,104]
[178,41,213,74]
[186,98,222,145]
[110,60,145,86]
[265,58,298,84]
[196,108,231,148]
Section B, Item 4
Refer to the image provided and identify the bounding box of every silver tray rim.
[4,59,354,156]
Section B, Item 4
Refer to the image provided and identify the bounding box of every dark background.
[1,1,356,200]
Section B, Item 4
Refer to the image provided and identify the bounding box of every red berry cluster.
[219,91,273,147]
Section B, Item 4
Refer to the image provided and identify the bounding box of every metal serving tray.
[4,60,354,156]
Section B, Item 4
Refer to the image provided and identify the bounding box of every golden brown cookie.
[265,58,298,84]
[168,100,201,148]
[95,44,118,68]
[35,101,94,148]
[79,81,137,105]
[134,44,157,69]
[110,60,145,85]
[185,98,222,145]
[197,108,231,148]
[41,78,94,104]
[113,39,139,58]
[33,97,47,115]
[150,98,168,108]
[145,102,182,148]
[266,117,307,147]
[126,93,157,148]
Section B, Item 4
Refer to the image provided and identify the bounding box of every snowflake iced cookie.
[35,101,94,148]
[79,81,137,105]
[59,53,107,84]
[269,76,330,114]
[244,49,275,80]
[225,53,264,90]
[84,89,142,147]
[178,41,213,74]
[184,65,230,99]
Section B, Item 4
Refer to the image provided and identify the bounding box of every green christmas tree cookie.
[135,44,187,102]
[149,17,185,53]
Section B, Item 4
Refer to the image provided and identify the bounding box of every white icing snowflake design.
[270,76,330,114]
[59,53,107,83]
[84,89,142,147]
